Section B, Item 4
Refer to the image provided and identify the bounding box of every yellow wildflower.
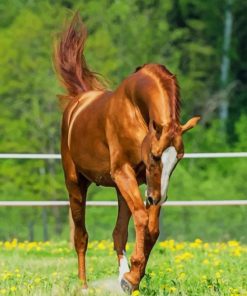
[232,249,241,257]
[132,290,140,296]
[228,240,239,247]
[34,277,41,283]
[195,238,202,244]
[213,258,221,266]
[178,272,186,280]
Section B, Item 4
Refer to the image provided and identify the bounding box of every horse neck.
[130,71,175,129]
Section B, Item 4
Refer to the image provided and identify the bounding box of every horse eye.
[151,154,161,162]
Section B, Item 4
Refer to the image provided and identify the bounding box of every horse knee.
[134,209,148,230]
[131,253,146,269]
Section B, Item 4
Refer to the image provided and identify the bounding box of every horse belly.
[70,134,112,185]
[78,169,115,187]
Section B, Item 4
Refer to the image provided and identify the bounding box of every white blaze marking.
[160,146,178,203]
[118,251,130,283]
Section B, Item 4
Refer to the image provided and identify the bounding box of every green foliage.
[0,0,246,242]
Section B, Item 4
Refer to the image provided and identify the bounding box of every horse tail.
[53,12,106,105]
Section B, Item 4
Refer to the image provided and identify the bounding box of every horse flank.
[53,12,106,106]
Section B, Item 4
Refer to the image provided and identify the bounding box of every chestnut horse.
[54,13,200,294]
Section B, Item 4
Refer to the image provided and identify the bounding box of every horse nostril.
[147,196,154,205]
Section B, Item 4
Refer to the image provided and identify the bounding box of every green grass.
[0,239,246,295]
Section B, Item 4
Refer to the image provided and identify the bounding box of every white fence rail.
[0,200,247,207]
[1,152,247,159]
[0,153,246,208]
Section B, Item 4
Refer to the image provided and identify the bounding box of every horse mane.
[53,12,106,105]
[136,64,181,125]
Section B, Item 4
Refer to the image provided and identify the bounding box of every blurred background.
[0,0,246,242]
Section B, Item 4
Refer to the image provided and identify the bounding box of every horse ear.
[181,116,201,134]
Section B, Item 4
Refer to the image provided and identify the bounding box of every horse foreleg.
[112,190,132,282]
[141,205,161,278]
[113,164,148,293]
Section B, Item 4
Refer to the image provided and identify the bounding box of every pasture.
[0,239,246,296]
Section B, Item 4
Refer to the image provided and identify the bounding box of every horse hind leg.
[112,190,132,283]
[63,160,90,289]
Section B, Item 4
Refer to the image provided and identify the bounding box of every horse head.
[142,116,200,205]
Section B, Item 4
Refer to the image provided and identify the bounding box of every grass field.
[0,239,246,296]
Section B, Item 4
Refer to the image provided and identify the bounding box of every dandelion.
[169,287,177,293]
[10,287,17,292]
[228,240,239,247]
[232,248,241,257]
[97,242,106,250]
[229,288,239,294]
[195,238,202,244]
[132,290,140,296]
[175,252,194,263]
[175,242,185,250]
[34,277,41,283]
[178,272,186,280]
[213,258,221,266]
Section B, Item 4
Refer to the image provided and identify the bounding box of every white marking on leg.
[160,146,178,203]
[118,251,130,283]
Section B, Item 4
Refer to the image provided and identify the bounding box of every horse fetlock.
[149,228,160,242]
[130,254,146,276]
[74,232,88,251]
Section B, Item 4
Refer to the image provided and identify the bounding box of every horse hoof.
[120,277,133,295]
